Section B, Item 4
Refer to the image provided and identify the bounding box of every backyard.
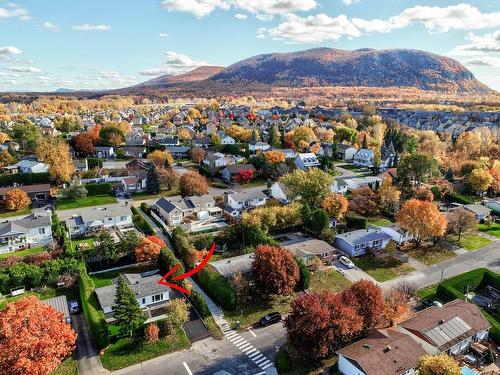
[0,285,79,310]
[352,255,415,282]
[308,269,352,293]
[56,195,117,210]
[367,217,393,227]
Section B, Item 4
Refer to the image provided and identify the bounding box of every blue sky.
[1,0,499,91]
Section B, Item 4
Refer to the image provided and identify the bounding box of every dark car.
[259,312,282,327]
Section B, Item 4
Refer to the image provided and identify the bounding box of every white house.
[374,224,413,245]
[65,205,133,237]
[155,195,221,226]
[220,135,236,145]
[294,153,320,170]
[4,160,49,174]
[337,144,358,161]
[332,176,383,194]
[270,182,290,203]
[249,141,270,153]
[121,176,147,193]
[0,213,52,254]
[224,190,267,218]
[94,273,170,318]
[94,146,115,158]
[353,148,374,168]
[335,228,392,257]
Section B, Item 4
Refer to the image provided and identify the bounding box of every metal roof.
[423,316,472,347]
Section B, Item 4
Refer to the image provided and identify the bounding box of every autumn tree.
[419,354,461,375]
[114,275,146,337]
[53,115,81,133]
[0,296,77,375]
[94,230,119,262]
[341,280,384,332]
[147,235,166,248]
[396,199,447,247]
[235,169,254,183]
[349,187,381,217]
[379,177,401,211]
[0,149,14,168]
[8,119,41,151]
[280,168,333,207]
[190,147,205,164]
[177,128,191,141]
[322,193,349,220]
[5,188,31,211]
[285,126,316,151]
[398,152,439,187]
[73,132,95,155]
[447,208,477,242]
[469,168,493,195]
[158,167,179,191]
[384,289,411,327]
[0,132,9,144]
[179,170,209,196]
[36,137,75,183]
[264,150,285,164]
[147,150,174,168]
[413,186,434,202]
[285,292,363,359]
[164,298,189,332]
[252,244,300,295]
[99,125,125,146]
[134,237,162,262]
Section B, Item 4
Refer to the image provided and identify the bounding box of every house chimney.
[383,346,391,353]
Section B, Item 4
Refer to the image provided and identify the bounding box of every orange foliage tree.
[190,147,205,164]
[73,132,95,155]
[179,170,209,197]
[134,237,161,262]
[396,199,447,247]
[322,193,349,220]
[0,296,77,375]
[5,188,31,211]
[264,150,285,164]
[147,235,166,249]
[349,187,380,217]
[341,280,384,332]
[252,244,300,295]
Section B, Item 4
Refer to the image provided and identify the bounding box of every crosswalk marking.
[232,337,245,345]
[255,357,268,365]
[240,344,253,352]
[246,348,257,356]
[224,330,274,373]
[252,354,264,362]
[261,362,273,370]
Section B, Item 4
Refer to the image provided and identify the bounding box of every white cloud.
[452,31,500,53]
[235,13,247,19]
[43,22,60,32]
[159,32,168,38]
[462,56,500,68]
[0,46,22,57]
[341,0,357,4]
[161,0,316,18]
[260,4,500,43]
[7,66,41,73]
[140,51,207,76]
[0,4,30,21]
[72,24,111,31]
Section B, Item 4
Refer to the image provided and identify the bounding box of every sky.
[0,0,499,92]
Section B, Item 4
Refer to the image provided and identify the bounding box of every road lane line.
[182,362,193,375]
[248,328,257,337]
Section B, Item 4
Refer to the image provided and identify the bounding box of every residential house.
[43,295,72,324]
[0,184,51,204]
[336,144,358,161]
[336,329,426,375]
[165,146,190,158]
[353,148,374,168]
[271,148,296,159]
[122,146,147,158]
[295,153,321,170]
[192,137,211,148]
[223,190,267,219]
[249,141,270,153]
[158,137,180,148]
[73,159,89,173]
[203,152,236,173]
[94,273,170,321]
[221,164,256,182]
[3,160,49,174]
[335,228,392,257]
[399,299,490,356]
[121,176,147,193]
[220,134,236,145]
[464,204,492,222]
[376,224,413,245]
[283,239,336,266]
[210,253,254,278]
[125,159,152,174]
[0,213,52,254]
[65,205,133,237]
[270,181,291,203]
[203,122,217,135]
[155,195,221,226]
[332,176,383,194]
[94,146,115,158]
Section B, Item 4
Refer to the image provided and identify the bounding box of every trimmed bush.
[189,290,210,318]
[345,213,368,230]
[197,267,237,311]
[295,259,310,291]
[140,202,151,215]
[131,206,154,235]
[85,183,112,196]
[444,192,473,205]
[436,268,498,302]
[0,172,51,187]
[158,247,185,281]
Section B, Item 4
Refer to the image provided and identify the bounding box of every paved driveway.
[183,306,210,343]
[72,312,108,375]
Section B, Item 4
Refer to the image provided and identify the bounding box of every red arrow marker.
[157,242,216,295]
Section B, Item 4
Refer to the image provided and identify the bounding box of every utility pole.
[440,268,444,283]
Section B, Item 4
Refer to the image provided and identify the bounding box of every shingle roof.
[335,228,391,246]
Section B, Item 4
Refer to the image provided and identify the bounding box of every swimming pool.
[461,367,478,375]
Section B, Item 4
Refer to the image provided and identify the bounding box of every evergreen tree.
[94,230,119,262]
[250,128,258,145]
[113,275,146,337]
[362,134,368,149]
[268,126,281,148]
[146,164,160,194]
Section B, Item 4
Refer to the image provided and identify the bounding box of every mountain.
[55,88,78,93]
[136,66,225,87]
[207,48,490,93]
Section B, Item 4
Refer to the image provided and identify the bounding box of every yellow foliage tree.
[419,354,461,375]
[469,168,493,194]
[264,150,285,164]
[5,188,31,211]
[147,150,174,168]
[35,137,75,183]
[321,193,348,220]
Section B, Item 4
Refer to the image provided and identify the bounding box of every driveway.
[332,260,377,284]
[72,312,108,375]
[183,306,210,343]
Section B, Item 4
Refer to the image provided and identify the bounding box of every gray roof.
[65,205,131,227]
[0,213,51,236]
[43,295,70,321]
[224,164,256,174]
[336,228,391,246]
[156,195,215,214]
[210,254,253,278]
[227,189,267,202]
[465,204,491,216]
[284,239,336,258]
[94,273,168,310]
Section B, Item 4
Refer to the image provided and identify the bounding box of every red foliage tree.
[147,235,166,249]
[73,132,95,155]
[341,280,384,332]
[0,296,77,375]
[285,292,363,359]
[235,169,254,184]
[134,237,161,263]
[179,170,209,197]
[349,187,381,216]
[252,244,300,295]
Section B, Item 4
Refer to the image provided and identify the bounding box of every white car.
[68,300,80,314]
[339,256,354,269]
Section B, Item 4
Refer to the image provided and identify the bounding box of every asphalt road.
[113,323,285,375]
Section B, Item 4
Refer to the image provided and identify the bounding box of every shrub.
[345,213,368,230]
[85,183,111,196]
[144,323,159,343]
[276,346,291,372]
[0,172,51,187]
[131,206,154,235]
[140,202,151,215]
[436,268,497,302]
[87,158,103,169]
[189,290,210,318]
[444,191,473,205]
[295,259,310,291]
[197,267,237,310]
[158,247,185,279]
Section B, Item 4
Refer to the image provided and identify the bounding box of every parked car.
[339,256,354,269]
[259,312,282,327]
[69,300,80,314]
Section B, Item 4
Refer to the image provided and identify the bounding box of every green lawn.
[448,233,492,251]
[367,217,393,227]
[50,356,78,375]
[90,264,157,288]
[417,284,439,301]
[67,238,95,253]
[57,195,117,210]
[0,246,46,260]
[352,255,415,282]
[0,286,79,310]
[407,246,456,266]
[0,207,31,218]
[100,327,190,371]
[131,189,180,201]
[478,223,500,238]
[224,293,293,329]
[308,269,352,293]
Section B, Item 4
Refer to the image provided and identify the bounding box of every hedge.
[295,259,310,291]
[140,202,151,215]
[345,213,368,230]
[158,247,185,282]
[131,206,154,235]
[436,268,500,302]
[189,290,211,318]
[276,346,291,372]
[171,227,198,267]
[79,271,109,349]
[88,158,103,169]
[444,192,473,205]
[85,183,112,196]
[197,267,237,311]
[0,172,51,187]
[482,310,500,344]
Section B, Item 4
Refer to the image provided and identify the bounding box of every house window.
[120,216,127,221]
[38,228,46,235]
[142,298,146,304]
[153,294,163,302]
[108,217,113,221]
